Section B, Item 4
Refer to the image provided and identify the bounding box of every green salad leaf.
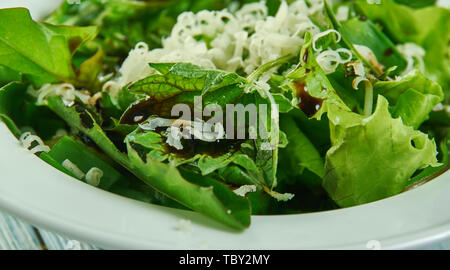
[46,96,251,229]
[0,8,98,87]
[339,18,407,76]
[48,136,124,189]
[120,63,245,121]
[0,82,67,139]
[0,65,21,88]
[45,0,238,59]
[375,69,444,128]
[356,0,450,96]
[323,95,440,207]
[279,114,325,178]
[285,33,349,119]
[405,138,448,189]
[394,0,437,9]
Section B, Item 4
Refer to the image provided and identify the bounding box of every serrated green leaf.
[375,69,444,128]
[323,95,440,207]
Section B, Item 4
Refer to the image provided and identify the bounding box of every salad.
[0,0,448,230]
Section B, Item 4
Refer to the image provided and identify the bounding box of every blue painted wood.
[0,213,42,250]
[0,212,99,250]
[37,228,100,250]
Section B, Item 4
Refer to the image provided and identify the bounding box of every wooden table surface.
[1,211,449,250]
[0,212,99,250]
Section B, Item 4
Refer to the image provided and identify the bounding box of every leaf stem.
[364,81,374,116]
[247,54,296,83]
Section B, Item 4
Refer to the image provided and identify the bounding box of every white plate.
[0,1,449,250]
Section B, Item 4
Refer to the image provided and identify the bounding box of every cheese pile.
[106,0,326,94]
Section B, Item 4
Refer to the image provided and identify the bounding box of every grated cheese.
[233,185,257,197]
[62,159,86,180]
[348,61,368,89]
[19,132,50,154]
[175,219,193,233]
[34,83,91,106]
[312,29,341,52]
[106,0,326,90]
[354,44,384,74]
[335,6,349,22]
[51,129,69,139]
[265,189,295,201]
[85,167,103,187]
[316,48,352,74]
[139,117,226,150]
[396,43,426,78]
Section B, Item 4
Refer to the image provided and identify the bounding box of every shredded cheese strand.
[106,0,324,90]
[19,132,50,154]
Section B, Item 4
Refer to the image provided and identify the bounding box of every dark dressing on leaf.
[303,49,309,63]
[384,47,394,57]
[79,112,94,129]
[294,82,324,118]
[120,99,153,125]
[168,137,244,159]
[105,131,128,153]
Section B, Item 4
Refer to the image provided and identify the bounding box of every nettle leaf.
[375,69,444,128]
[323,95,440,207]
[118,63,285,191]
[120,63,245,122]
[0,8,98,87]
[46,96,251,229]
[272,93,294,113]
[327,65,366,114]
[127,128,202,165]
[123,90,287,200]
[194,140,295,201]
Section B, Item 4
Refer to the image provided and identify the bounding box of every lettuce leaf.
[323,95,440,207]
[375,69,444,128]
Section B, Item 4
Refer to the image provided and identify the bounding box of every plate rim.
[0,122,449,250]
